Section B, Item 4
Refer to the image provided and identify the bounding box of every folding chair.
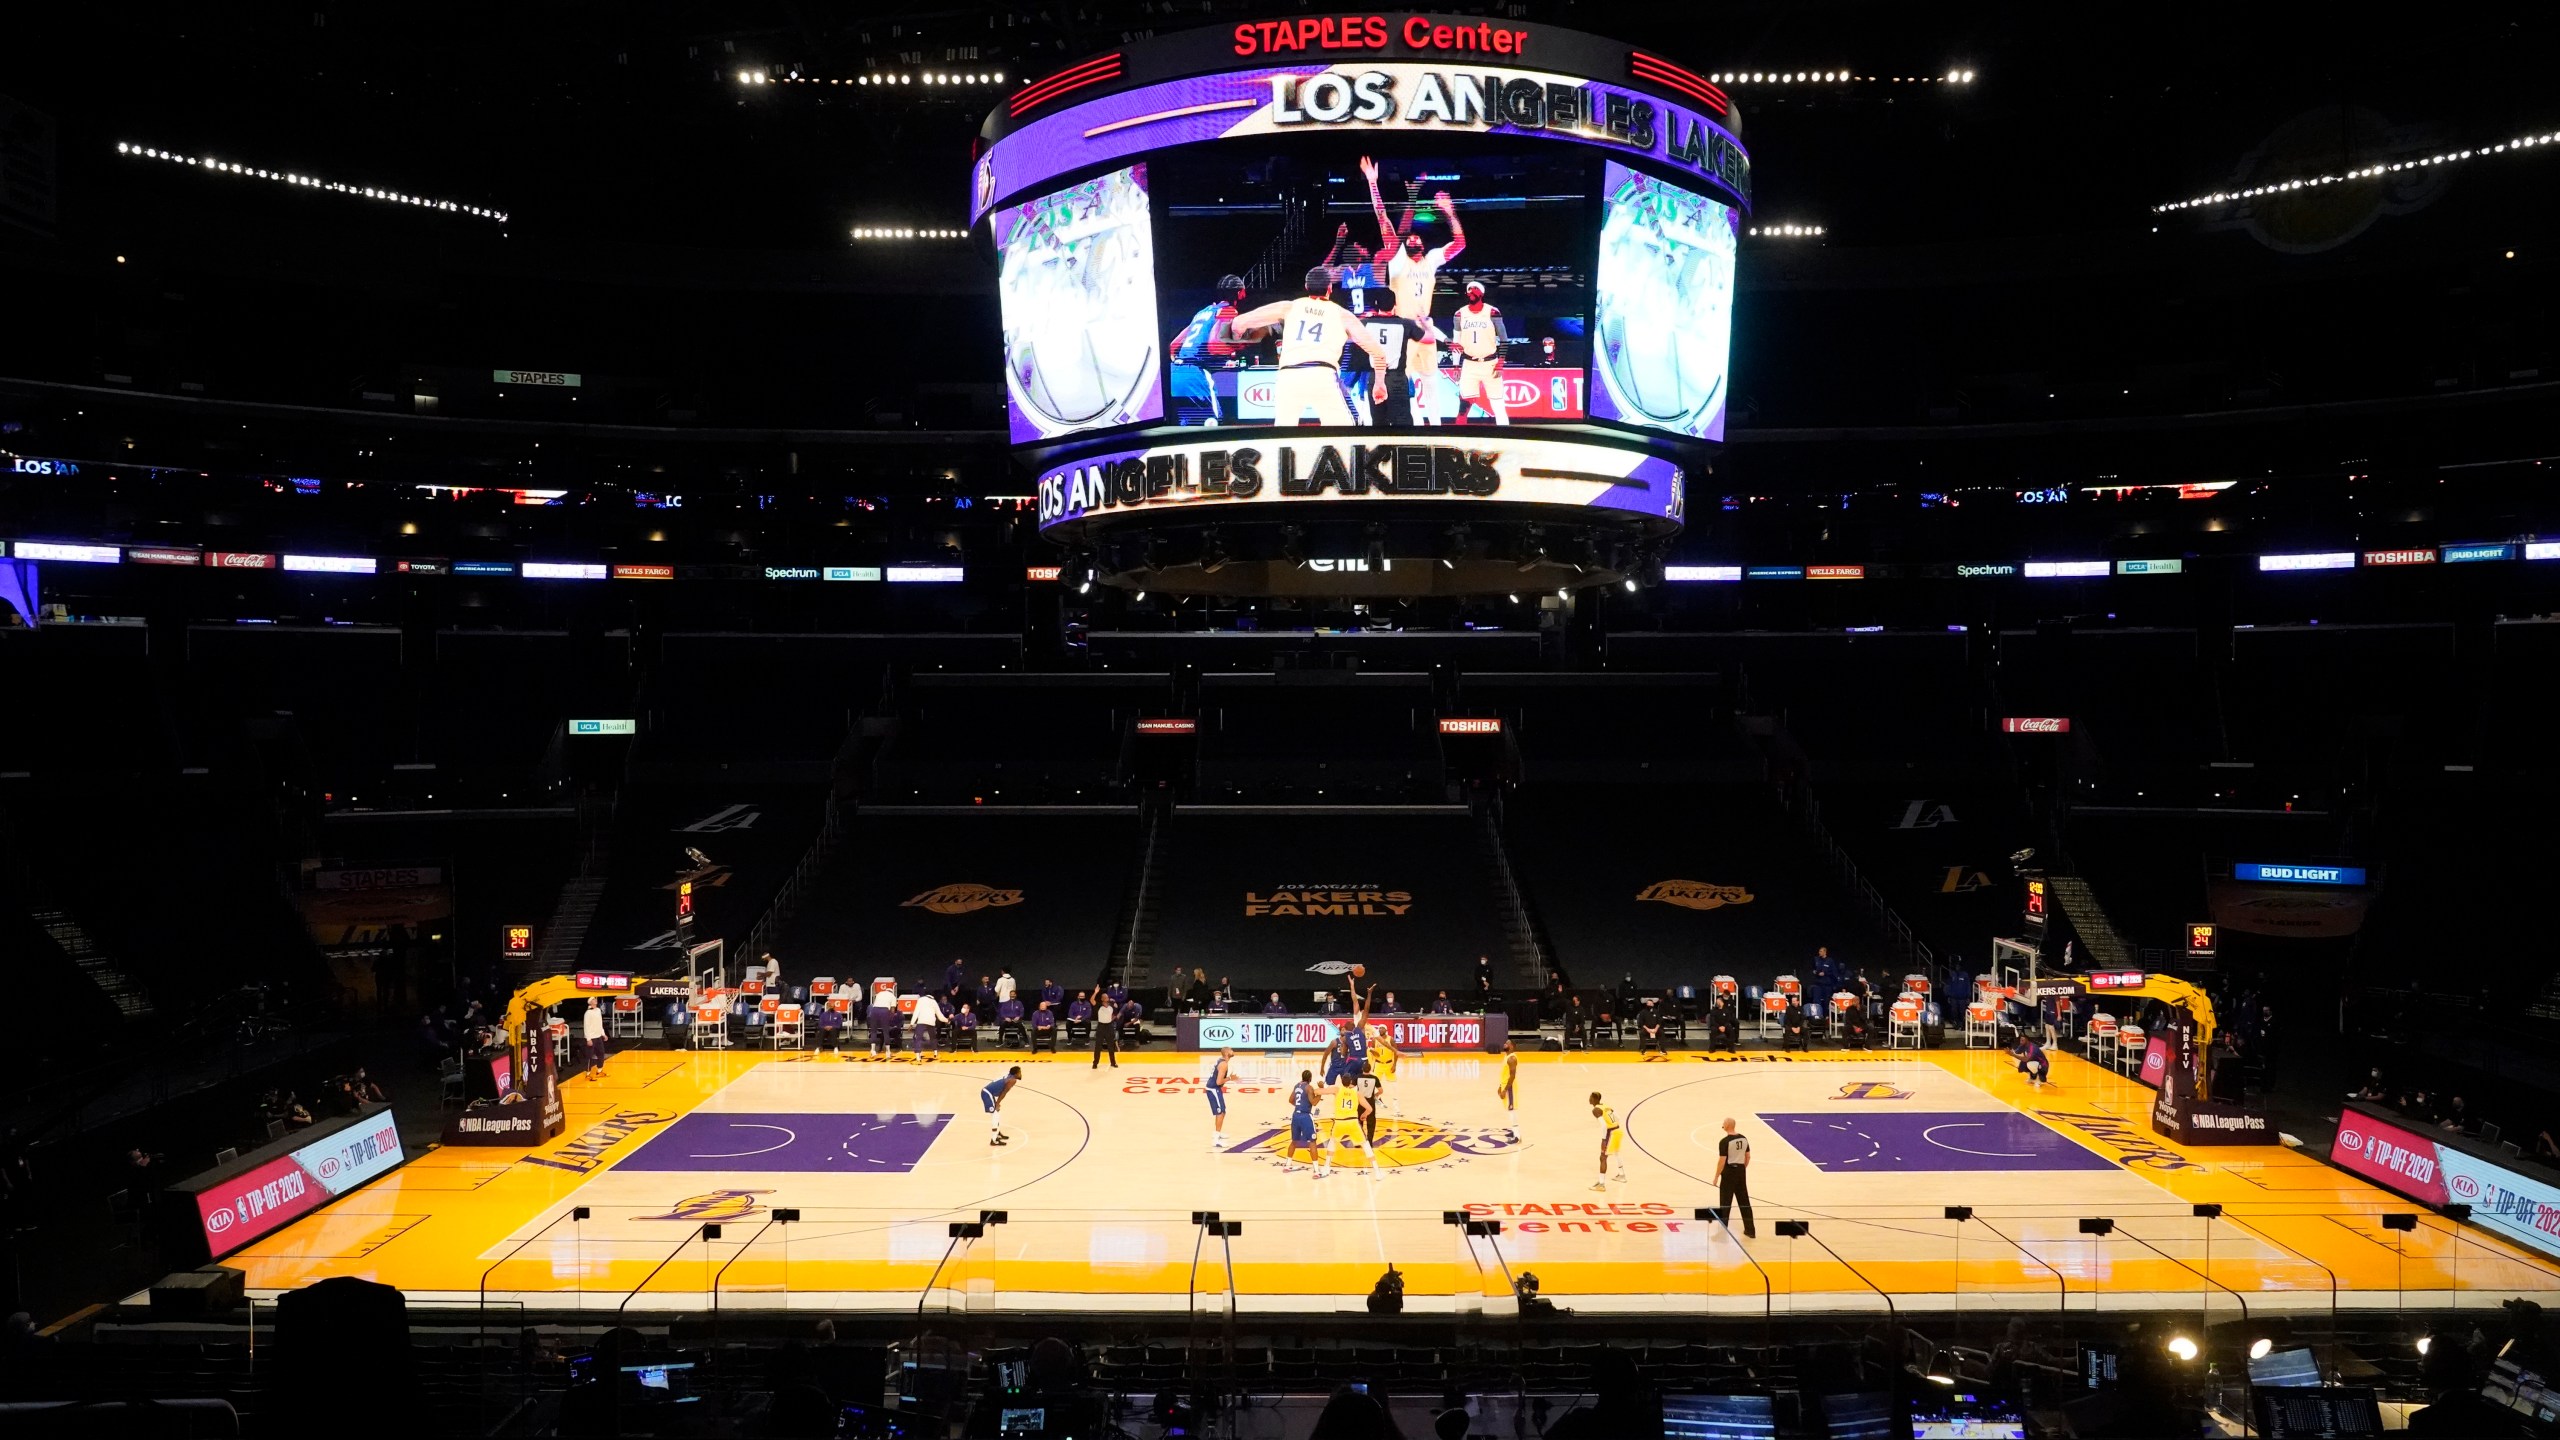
[2114,1025,2146,1077]
[693,1002,730,1048]
[2084,1013,2117,1068]
[771,1002,804,1050]
[1963,1003,1997,1049]
[611,995,644,1039]
[1888,1001,1924,1050]
[1758,993,1787,1041]
[1828,991,1859,1039]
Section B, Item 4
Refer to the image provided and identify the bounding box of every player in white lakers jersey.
[1449,279,1510,425]
[1229,266,1388,426]
[1361,156,1465,426]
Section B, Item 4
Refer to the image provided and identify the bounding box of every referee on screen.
[1712,1116,1757,1239]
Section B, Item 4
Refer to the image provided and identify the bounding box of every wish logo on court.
[1830,1081,1916,1101]
[1224,1114,1524,1173]
[616,1112,953,1173]
[642,1189,774,1222]
[1764,1111,2116,1173]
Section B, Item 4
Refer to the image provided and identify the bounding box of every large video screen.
[994,163,1164,443]
[1152,146,1592,432]
[1591,160,1738,442]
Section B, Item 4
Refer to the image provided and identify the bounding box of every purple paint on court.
[615,1112,952,1173]
[1760,1111,2116,1173]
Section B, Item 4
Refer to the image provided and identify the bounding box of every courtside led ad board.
[569,719,638,736]
[2234,862,2367,886]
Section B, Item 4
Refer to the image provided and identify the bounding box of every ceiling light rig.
[740,70,1008,87]
[116,142,506,222]
[851,227,967,241]
[1704,69,1975,85]
[1748,223,1826,237]
[2153,127,2560,213]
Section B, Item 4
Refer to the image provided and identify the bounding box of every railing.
[1477,793,1551,988]
[1787,789,1933,977]
[1110,796,1168,989]
[448,1196,2560,1323]
[740,796,849,963]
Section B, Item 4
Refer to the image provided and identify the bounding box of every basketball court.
[204,1047,2560,1317]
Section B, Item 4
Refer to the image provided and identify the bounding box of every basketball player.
[1449,280,1510,425]
[1228,267,1389,425]
[1320,1071,1380,1180]
[1320,220,1380,315]
[1589,1091,1626,1192]
[1496,1039,1518,1112]
[1286,1068,1320,1172]
[1360,156,1465,425]
[1205,1045,1235,1150]
[1167,274,1247,426]
[983,1066,1020,1147]
[1320,1030,1353,1089]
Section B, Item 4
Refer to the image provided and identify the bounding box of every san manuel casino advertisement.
[974,15,1749,596]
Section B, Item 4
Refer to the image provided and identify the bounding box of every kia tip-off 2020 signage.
[195,1111,407,1258]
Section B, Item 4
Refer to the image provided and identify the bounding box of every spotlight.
[1623,578,1638,593]
[1925,1372,1955,1386]
[2417,1336,2433,1355]
[2249,1338,2273,1360]
[2167,1336,2198,1362]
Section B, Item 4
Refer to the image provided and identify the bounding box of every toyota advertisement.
[194,1112,408,1258]
[2331,1105,2560,1261]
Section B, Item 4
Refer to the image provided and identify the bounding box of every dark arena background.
[3,4,2559,1438]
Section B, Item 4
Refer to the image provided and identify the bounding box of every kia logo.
[207,1207,235,1233]
[2451,1174,2480,1198]
[1244,382,1274,406]
[1501,379,1539,407]
[2338,1129,2362,1149]
[317,1156,341,1178]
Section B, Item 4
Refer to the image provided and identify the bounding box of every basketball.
[1351,965,1366,978]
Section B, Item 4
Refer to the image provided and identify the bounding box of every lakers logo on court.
[1225,1115,1525,1172]
[641,1189,774,1222]
[1831,1081,1916,1101]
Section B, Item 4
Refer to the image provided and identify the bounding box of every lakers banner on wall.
[1635,879,1753,911]
[902,884,1025,915]
[1245,886,1412,917]
[1037,434,1681,532]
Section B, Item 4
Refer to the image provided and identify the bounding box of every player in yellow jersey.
[1228,267,1388,426]
[1589,1090,1625,1191]
[1317,1075,1380,1181]
[1496,1039,1518,1111]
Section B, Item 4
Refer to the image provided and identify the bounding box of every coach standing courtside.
[1712,1116,1757,1238]
[1091,991,1119,1069]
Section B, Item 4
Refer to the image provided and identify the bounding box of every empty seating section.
[1504,784,1855,989]
[1810,783,2035,964]
[2064,809,2345,955]
[774,808,1138,988]
[0,623,170,776]
[2482,620,2560,775]
[423,630,630,791]
[651,632,1020,765]
[2225,624,2458,793]
[1993,628,2214,793]
[185,623,410,789]
[879,673,1167,800]
[1459,673,1753,780]
[1197,673,1441,801]
[580,782,833,963]
[1152,808,1504,996]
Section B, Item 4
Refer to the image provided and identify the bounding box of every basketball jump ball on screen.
[1352,965,1366,979]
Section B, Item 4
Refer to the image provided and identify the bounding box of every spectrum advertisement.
[2332,1104,2560,1261]
[193,1110,408,1257]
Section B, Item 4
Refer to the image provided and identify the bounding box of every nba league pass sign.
[1036,433,1680,531]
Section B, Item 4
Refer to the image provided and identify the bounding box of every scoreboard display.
[975,13,1751,577]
